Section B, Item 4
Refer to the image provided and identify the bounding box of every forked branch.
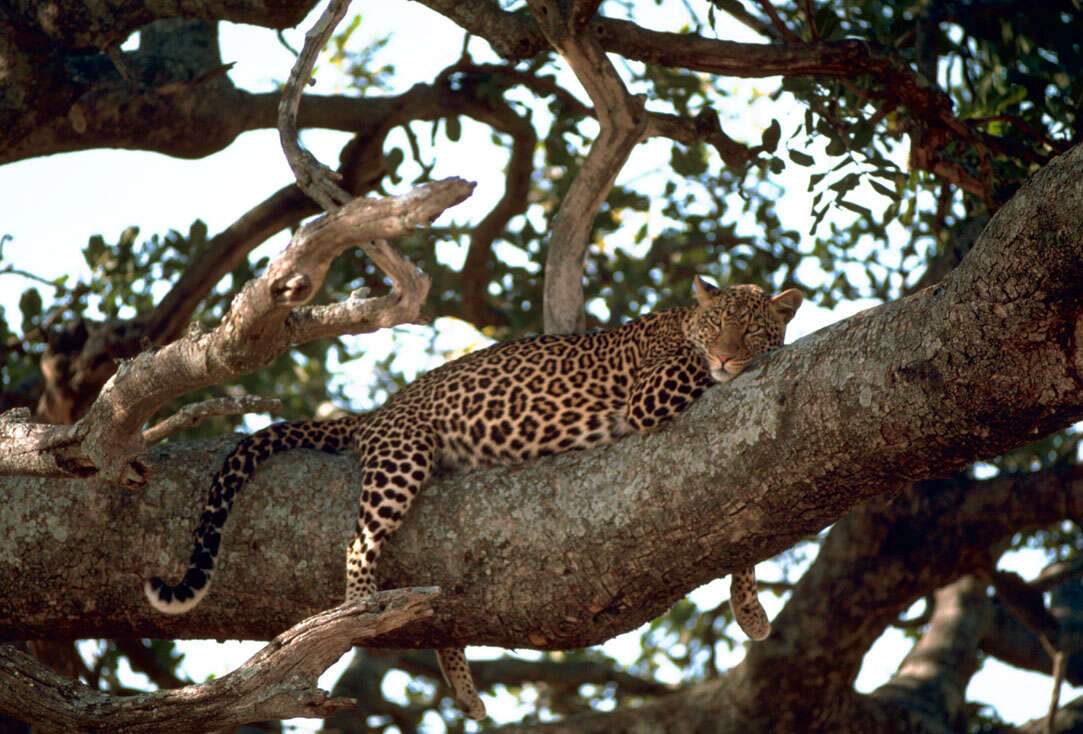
[0,178,474,484]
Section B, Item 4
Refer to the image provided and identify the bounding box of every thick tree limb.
[4,146,1083,652]
[491,469,1083,732]
[3,0,1014,195]
[871,577,989,732]
[0,178,474,483]
[0,588,437,732]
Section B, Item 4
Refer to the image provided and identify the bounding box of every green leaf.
[19,288,41,332]
[869,179,898,199]
[385,148,404,184]
[825,137,847,156]
[829,173,860,194]
[851,121,875,149]
[838,200,873,218]
[83,235,106,269]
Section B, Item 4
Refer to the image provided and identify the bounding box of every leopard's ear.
[770,288,804,323]
[693,275,718,307]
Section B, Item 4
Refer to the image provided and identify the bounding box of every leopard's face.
[684,278,804,383]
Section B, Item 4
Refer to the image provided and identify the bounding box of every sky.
[1,0,1076,730]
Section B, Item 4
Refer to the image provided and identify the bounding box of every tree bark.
[3,145,1083,657]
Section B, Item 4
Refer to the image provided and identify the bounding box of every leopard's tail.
[145,418,358,614]
[730,565,771,640]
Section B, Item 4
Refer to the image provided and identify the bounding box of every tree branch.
[278,0,354,211]
[4,145,1083,654]
[141,396,284,445]
[0,179,474,484]
[527,0,648,333]
[0,588,438,732]
[871,576,989,730]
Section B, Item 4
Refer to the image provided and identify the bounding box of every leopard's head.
[684,277,803,383]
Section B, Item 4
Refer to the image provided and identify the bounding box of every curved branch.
[0,179,474,484]
[527,0,648,333]
[277,0,354,211]
[0,588,437,732]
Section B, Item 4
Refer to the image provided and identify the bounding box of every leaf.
[761,119,781,153]
[825,137,847,156]
[851,121,875,150]
[385,148,404,184]
[19,288,41,324]
[83,235,106,269]
[869,179,898,199]
[838,200,873,218]
[446,116,462,142]
[829,173,860,194]
[789,150,815,166]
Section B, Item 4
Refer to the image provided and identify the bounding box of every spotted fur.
[145,278,802,719]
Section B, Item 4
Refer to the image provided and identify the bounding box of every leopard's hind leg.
[346,424,486,720]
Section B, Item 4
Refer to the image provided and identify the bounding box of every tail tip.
[144,575,210,615]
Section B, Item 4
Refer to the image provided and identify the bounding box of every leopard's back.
[376,312,697,469]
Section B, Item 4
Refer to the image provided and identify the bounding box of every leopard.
[145,277,803,720]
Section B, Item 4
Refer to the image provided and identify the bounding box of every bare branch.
[527,0,648,333]
[645,109,756,169]
[286,239,433,343]
[278,0,354,211]
[0,179,474,484]
[753,0,802,43]
[0,588,438,732]
[141,396,284,445]
[0,409,91,478]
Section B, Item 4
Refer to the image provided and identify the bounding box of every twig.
[754,0,802,44]
[1046,646,1066,734]
[278,0,354,211]
[803,0,818,41]
[967,114,1069,154]
[1033,557,1083,592]
[142,396,284,445]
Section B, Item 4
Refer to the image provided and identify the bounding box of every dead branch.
[0,179,474,484]
[278,0,354,211]
[141,396,284,445]
[0,588,437,733]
